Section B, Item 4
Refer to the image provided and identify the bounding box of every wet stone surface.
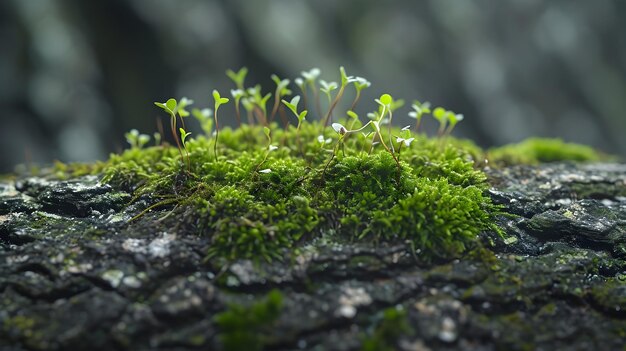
[1,163,626,350]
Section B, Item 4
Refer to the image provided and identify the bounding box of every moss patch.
[77,120,504,262]
[488,138,607,166]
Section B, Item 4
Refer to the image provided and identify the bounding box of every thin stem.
[170,114,183,160]
[349,90,361,111]
[270,89,281,122]
[234,101,242,126]
[322,85,346,128]
[213,111,220,161]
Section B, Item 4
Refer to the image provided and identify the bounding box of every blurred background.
[1,0,625,172]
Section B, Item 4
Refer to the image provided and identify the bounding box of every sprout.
[178,127,192,171]
[230,89,245,126]
[270,74,291,123]
[155,97,192,164]
[396,136,415,147]
[226,67,248,90]
[317,135,331,145]
[192,108,213,136]
[301,68,322,119]
[153,132,161,146]
[347,110,360,130]
[432,107,448,136]
[301,68,321,83]
[254,126,275,176]
[258,169,272,174]
[125,129,151,149]
[446,112,464,135]
[408,100,431,132]
[350,76,371,111]
[319,80,338,95]
[282,95,308,155]
[212,90,230,161]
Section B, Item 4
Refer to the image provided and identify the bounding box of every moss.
[590,278,626,314]
[67,120,506,262]
[214,290,283,351]
[361,306,412,351]
[2,315,44,349]
[488,138,607,166]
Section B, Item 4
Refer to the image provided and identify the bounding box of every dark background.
[1,0,625,172]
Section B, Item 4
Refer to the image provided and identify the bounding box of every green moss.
[47,69,606,264]
[78,120,503,262]
[361,306,412,351]
[488,138,607,166]
[214,290,283,351]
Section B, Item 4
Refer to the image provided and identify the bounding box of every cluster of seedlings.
[94,66,507,263]
[84,66,602,265]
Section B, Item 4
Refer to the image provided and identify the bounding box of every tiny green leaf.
[379,94,392,106]
[226,67,248,89]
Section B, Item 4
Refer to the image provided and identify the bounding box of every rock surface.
[1,163,625,350]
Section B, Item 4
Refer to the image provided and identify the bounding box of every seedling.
[374,94,402,182]
[281,95,308,154]
[212,90,230,161]
[253,126,276,176]
[301,68,322,118]
[153,132,161,147]
[225,67,248,90]
[125,129,150,149]
[179,127,192,171]
[445,111,464,135]
[350,76,371,111]
[322,67,354,127]
[155,97,194,162]
[240,97,255,125]
[230,89,245,126]
[346,110,360,130]
[432,107,448,136]
[395,126,415,160]
[319,79,338,126]
[408,100,431,133]
[248,85,271,125]
[192,108,214,137]
[269,74,291,125]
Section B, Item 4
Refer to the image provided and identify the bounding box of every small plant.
[408,100,431,133]
[230,89,245,126]
[212,90,230,161]
[282,95,308,155]
[124,129,150,149]
[322,66,354,127]
[374,94,402,182]
[350,77,371,111]
[269,74,291,125]
[301,67,322,117]
[319,79,338,126]
[154,96,194,163]
[445,111,464,135]
[248,85,271,125]
[253,126,277,176]
[179,128,192,171]
[432,107,448,136]
[395,125,415,161]
[191,108,214,136]
[225,67,248,90]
